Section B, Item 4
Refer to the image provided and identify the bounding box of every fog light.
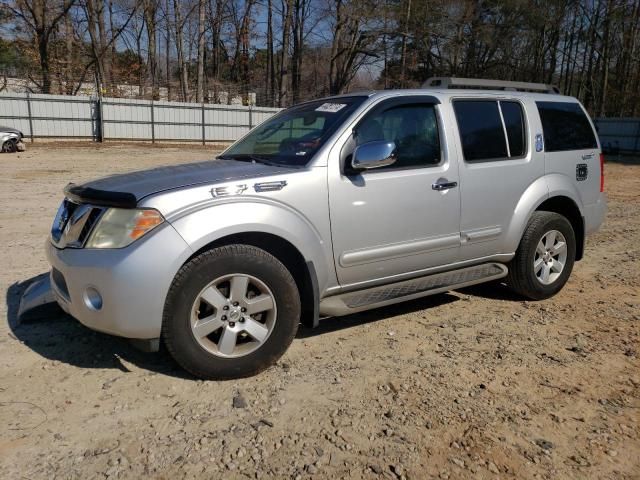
[83,287,103,311]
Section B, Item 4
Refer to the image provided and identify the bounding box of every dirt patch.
[1,146,638,479]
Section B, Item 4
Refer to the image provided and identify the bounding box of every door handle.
[432,180,458,191]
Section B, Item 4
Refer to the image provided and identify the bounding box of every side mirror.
[351,140,397,170]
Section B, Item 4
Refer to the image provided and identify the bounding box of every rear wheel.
[162,244,301,379]
[507,211,576,300]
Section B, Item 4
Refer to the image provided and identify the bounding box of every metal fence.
[595,117,640,154]
[0,92,281,143]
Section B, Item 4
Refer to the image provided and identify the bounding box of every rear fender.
[504,174,584,253]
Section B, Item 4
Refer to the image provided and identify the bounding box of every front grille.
[51,200,105,249]
[78,208,103,244]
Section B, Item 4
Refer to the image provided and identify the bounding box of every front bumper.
[46,223,193,339]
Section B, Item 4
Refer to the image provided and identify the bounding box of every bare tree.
[9,0,76,93]
[328,0,378,94]
[172,0,192,101]
[278,0,293,106]
[196,0,205,102]
[142,0,159,98]
[1,0,638,115]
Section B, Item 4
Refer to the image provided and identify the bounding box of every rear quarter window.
[536,101,598,152]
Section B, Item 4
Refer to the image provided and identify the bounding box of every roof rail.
[423,77,560,94]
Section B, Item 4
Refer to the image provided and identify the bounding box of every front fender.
[168,198,333,292]
[504,173,585,252]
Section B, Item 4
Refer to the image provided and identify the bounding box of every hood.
[64,159,295,207]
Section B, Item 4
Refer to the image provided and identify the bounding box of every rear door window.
[500,101,526,157]
[536,101,598,151]
[453,101,508,161]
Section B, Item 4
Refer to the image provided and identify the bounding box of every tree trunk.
[143,0,159,99]
[399,0,411,87]
[209,0,224,104]
[64,11,73,94]
[173,0,189,101]
[291,0,306,104]
[239,0,254,105]
[266,0,275,106]
[598,0,613,116]
[279,0,294,106]
[165,0,172,101]
[196,0,206,103]
[38,33,51,93]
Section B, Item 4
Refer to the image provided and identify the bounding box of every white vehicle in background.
[0,125,26,153]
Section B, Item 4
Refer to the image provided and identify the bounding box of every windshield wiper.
[217,154,284,167]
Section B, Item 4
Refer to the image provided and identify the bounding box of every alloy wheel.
[190,274,277,358]
[534,229,568,285]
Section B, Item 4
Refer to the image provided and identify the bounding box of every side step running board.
[319,263,508,317]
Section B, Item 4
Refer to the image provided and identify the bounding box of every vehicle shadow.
[6,273,515,376]
[297,293,459,338]
[5,274,192,379]
[457,281,524,301]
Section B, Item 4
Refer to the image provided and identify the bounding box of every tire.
[162,244,301,379]
[2,139,17,153]
[506,211,576,300]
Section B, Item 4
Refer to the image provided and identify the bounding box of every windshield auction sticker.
[315,103,347,113]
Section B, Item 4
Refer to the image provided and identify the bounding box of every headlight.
[85,208,164,249]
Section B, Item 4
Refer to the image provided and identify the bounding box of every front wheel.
[162,245,301,379]
[507,211,576,300]
[1,139,18,153]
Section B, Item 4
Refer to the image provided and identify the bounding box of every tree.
[328,0,379,94]
[195,0,205,102]
[9,0,76,93]
[142,0,159,98]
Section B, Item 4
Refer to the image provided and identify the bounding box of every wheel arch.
[185,231,320,328]
[506,175,585,261]
[535,196,585,261]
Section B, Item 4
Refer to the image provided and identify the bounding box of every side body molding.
[168,198,334,295]
[503,173,585,253]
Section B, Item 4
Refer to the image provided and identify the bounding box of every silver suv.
[44,78,607,379]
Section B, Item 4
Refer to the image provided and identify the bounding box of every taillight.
[599,153,605,192]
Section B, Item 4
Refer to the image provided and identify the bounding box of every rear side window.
[453,101,508,161]
[536,101,597,151]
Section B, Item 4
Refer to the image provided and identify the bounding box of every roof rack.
[423,77,560,94]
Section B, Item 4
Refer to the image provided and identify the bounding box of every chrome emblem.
[210,184,248,198]
[254,181,287,192]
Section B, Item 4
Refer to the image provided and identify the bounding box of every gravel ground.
[1,144,638,479]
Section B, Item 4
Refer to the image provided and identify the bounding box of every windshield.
[219,96,366,167]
